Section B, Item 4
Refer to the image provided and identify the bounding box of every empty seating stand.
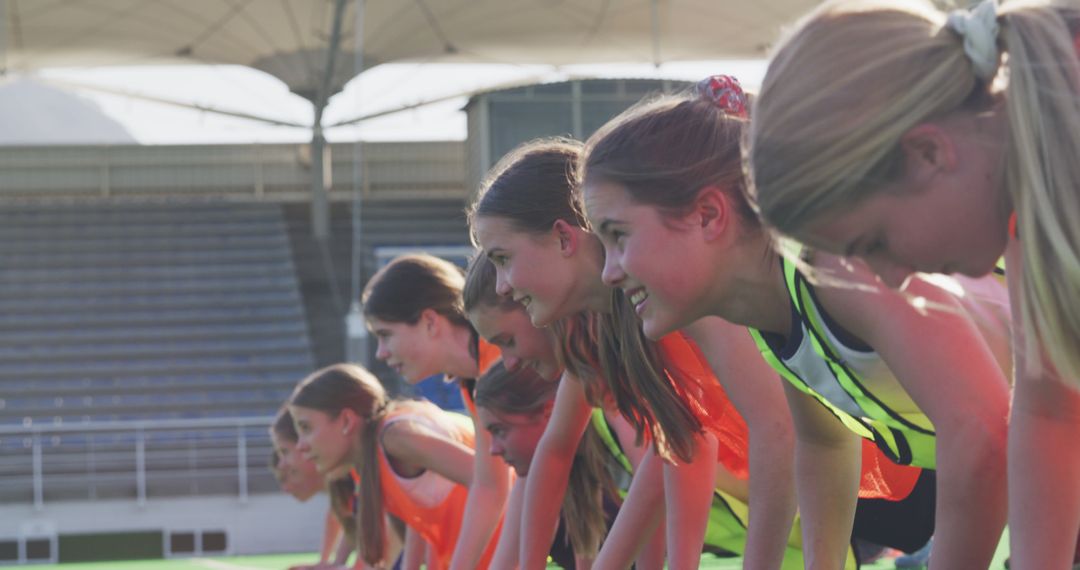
[0,202,315,501]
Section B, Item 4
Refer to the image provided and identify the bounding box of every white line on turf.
[193,558,265,570]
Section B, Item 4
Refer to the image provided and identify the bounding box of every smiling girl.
[579,75,1012,569]
[360,254,509,569]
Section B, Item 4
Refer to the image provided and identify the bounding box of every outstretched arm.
[684,317,797,570]
[1005,243,1080,569]
[824,260,1009,569]
[784,381,862,570]
[449,407,512,570]
[593,450,666,570]
[519,375,594,569]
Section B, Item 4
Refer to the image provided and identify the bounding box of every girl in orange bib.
[290,363,494,570]
[361,254,508,569]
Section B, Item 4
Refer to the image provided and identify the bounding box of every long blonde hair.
[750,0,1080,384]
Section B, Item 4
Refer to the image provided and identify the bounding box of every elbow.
[939,413,1008,478]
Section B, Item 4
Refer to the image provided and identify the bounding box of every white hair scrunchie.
[946,0,1001,80]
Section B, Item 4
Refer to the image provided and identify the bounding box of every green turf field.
[25,529,1011,569]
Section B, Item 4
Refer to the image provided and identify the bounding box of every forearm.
[401,529,424,570]
[663,432,718,570]
[451,479,509,565]
[333,535,352,565]
[927,418,1007,570]
[321,510,343,562]
[594,451,665,570]
[518,450,573,569]
[741,429,797,570]
[489,478,525,569]
[449,446,511,565]
[634,515,666,570]
[795,437,861,570]
[1008,377,1080,570]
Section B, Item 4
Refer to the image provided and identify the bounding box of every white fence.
[0,417,278,509]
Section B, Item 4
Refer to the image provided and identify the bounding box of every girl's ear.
[419,307,441,336]
[552,219,580,257]
[695,186,733,242]
[338,408,361,436]
[899,123,958,182]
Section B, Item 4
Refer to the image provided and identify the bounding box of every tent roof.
[5,0,818,100]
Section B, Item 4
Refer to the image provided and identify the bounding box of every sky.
[22,59,767,145]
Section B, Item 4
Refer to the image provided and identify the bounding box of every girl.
[747,2,1080,566]
[463,254,845,570]
[474,360,622,569]
[271,407,353,569]
[463,255,662,569]
[273,407,406,570]
[469,139,768,569]
[580,76,1012,569]
[289,363,489,570]
[361,254,509,569]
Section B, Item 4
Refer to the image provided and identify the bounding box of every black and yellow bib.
[747,256,937,468]
[589,409,851,569]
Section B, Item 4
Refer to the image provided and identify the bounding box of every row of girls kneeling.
[271,2,1080,566]
[465,66,1017,569]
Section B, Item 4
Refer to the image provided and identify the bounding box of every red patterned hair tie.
[695,75,748,118]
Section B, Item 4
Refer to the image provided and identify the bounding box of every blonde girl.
[747,2,1080,566]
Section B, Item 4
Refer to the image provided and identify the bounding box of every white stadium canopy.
[1,0,819,238]
[4,0,819,100]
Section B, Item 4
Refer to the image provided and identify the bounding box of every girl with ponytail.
[748,2,1080,565]
[289,363,490,570]
[361,254,509,569]
[582,74,1013,568]
[464,254,855,569]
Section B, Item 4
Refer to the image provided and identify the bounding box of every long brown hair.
[363,253,471,330]
[581,88,757,228]
[475,362,618,557]
[468,138,704,462]
[289,363,390,566]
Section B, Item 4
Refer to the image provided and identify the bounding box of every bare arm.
[321,508,343,563]
[683,317,797,570]
[519,375,594,569]
[380,420,476,487]
[593,450,666,570]
[663,431,719,570]
[489,477,526,569]
[448,404,513,570]
[784,381,862,570]
[400,528,424,570]
[824,260,1009,569]
[1006,242,1080,569]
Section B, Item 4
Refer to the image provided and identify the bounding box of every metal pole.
[346,0,370,366]
[135,427,146,507]
[237,426,248,503]
[32,434,43,511]
[310,0,350,241]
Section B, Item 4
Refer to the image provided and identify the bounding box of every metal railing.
[0,416,278,509]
